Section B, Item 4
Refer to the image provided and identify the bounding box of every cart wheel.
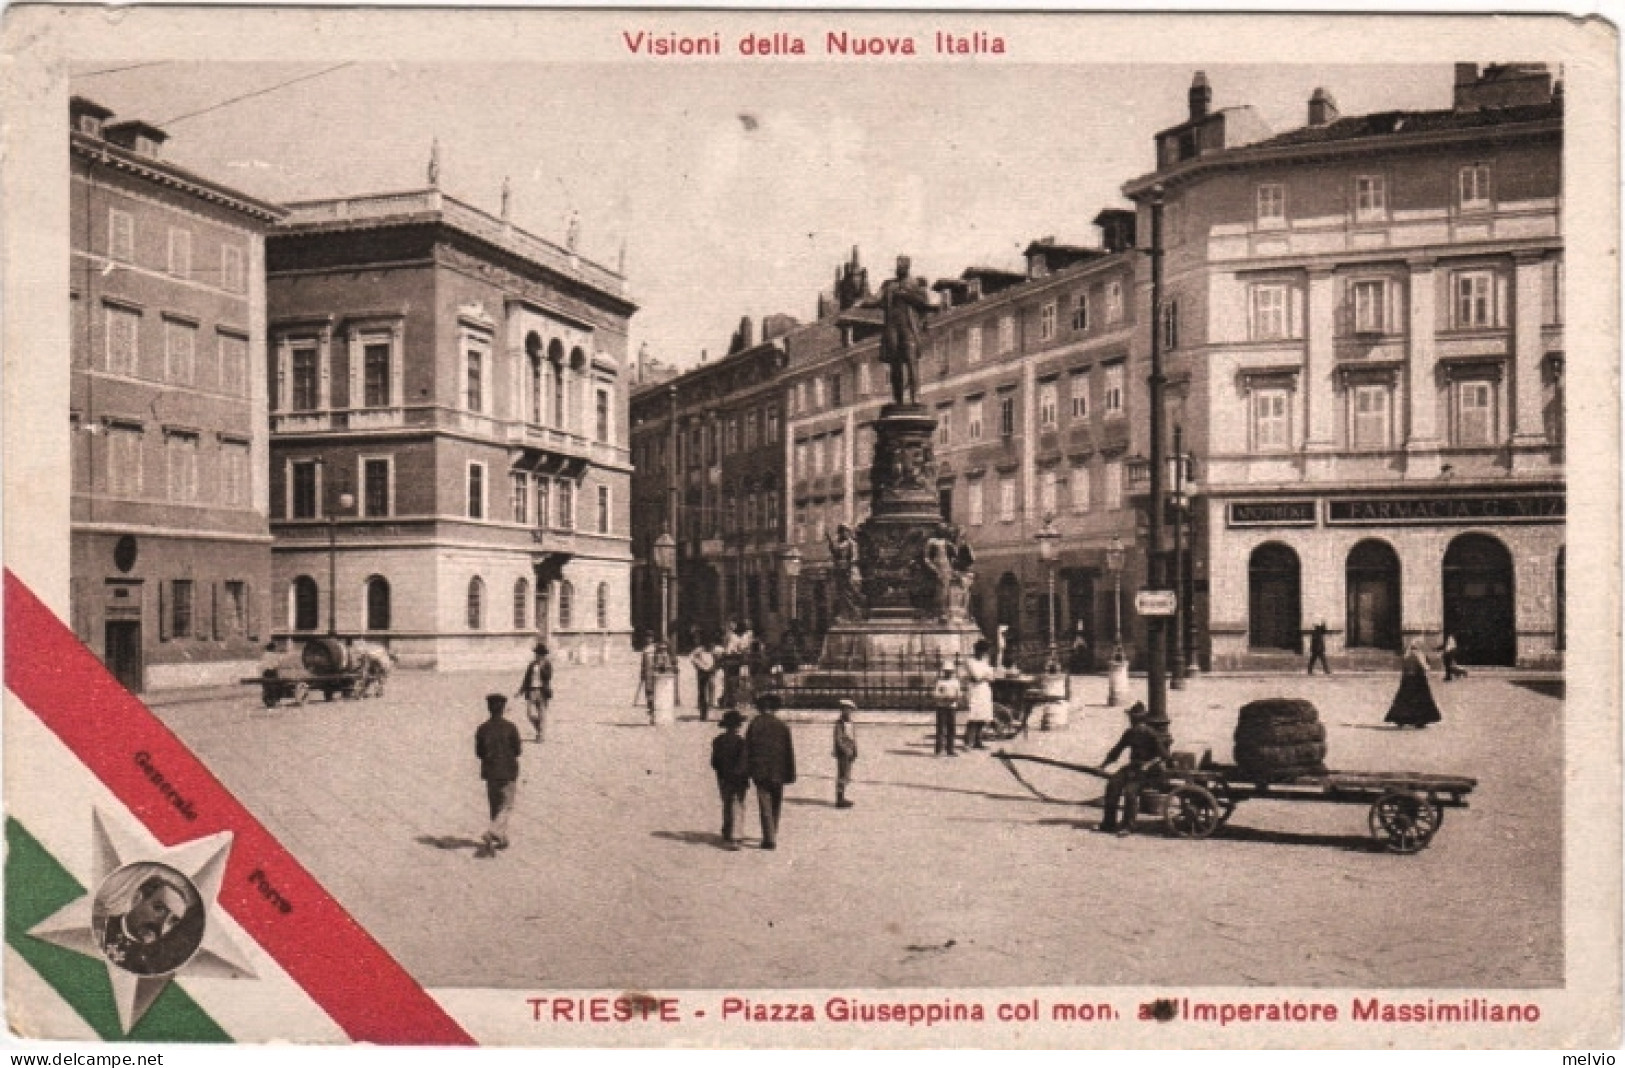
[1368,791,1441,854]
[260,686,280,709]
[292,681,310,706]
[1164,784,1222,840]
[1205,778,1239,826]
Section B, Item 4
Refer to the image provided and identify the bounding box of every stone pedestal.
[650,670,676,725]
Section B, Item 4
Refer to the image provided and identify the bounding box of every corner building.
[69,98,283,694]
[1125,66,1564,670]
[266,188,636,668]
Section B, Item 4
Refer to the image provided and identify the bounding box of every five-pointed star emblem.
[28,809,257,1033]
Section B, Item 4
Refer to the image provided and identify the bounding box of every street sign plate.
[1135,589,1177,616]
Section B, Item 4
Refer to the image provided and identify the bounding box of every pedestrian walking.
[743,691,796,850]
[1306,621,1331,675]
[1385,639,1443,729]
[475,694,521,852]
[1438,632,1467,681]
[931,660,961,756]
[516,642,553,742]
[710,710,750,849]
[962,640,997,750]
[691,642,717,721]
[1098,700,1170,837]
[833,700,858,808]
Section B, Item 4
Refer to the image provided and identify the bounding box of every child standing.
[710,710,750,849]
[931,661,962,757]
[833,700,859,808]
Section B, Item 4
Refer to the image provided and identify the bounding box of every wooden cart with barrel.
[995,698,1476,854]
[245,637,385,707]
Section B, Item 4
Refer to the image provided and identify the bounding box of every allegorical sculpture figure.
[827,524,862,620]
[923,531,955,622]
[878,255,934,407]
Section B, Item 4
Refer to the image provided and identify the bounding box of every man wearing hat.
[744,692,797,849]
[1098,700,1169,837]
[710,710,750,849]
[833,701,859,808]
[475,693,522,851]
[517,642,554,742]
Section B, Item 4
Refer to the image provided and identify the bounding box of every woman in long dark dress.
[1384,639,1443,729]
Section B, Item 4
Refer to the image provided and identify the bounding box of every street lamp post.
[1035,515,1061,672]
[780,544,802,629]
[1105,534,1128,707]
[1170,427,1190,690]
[317,456,355,637]
[652,529,677,648]
[649,529,678,726]
[1146,184,1169,734]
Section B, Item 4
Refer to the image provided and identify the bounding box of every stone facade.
[1125,66,1564,669]
[68,98,283,694]
[266,188,636,670]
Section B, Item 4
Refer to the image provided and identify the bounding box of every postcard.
[1,6,1618,1053]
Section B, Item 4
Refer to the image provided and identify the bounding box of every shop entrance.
[1442,533,1516,666]
[1248,542,1302,651]
[1346,539,1402,651]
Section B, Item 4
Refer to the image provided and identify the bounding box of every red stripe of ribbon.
[5,570,476,1046]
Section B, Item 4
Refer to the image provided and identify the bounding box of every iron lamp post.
[1035,515,1061,673]
[317,456,355,637]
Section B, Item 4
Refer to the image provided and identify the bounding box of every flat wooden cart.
[995,752,1477,854]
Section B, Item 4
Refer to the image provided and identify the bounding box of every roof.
[1125,97,1561,198]
[71,130,285,224]
[1254,100,1562,150]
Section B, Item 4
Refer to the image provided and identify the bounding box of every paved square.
[154,667,1561,990]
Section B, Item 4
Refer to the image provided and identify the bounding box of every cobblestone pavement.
[154,666,1561,990]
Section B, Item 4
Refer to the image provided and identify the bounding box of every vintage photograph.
[1,7,1617,1052]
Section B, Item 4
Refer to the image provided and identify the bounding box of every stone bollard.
[1106,658,1130,707]
[1039,672,1069,730]
[651,670,677,725]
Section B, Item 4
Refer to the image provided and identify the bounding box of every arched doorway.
[996,573,1023,644]
[1443,533,1515,665]
[365,576,391,632]
[1248,543,1301,651]
[1345,539,1401,650]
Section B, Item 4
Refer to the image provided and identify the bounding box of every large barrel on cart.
[245,638,385,707]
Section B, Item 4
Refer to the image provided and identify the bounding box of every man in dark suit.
[100,871,197,976]
[743,692,797,850]
[476,693,522,851]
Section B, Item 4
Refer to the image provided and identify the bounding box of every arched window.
[291,576,319,632]
[1248,542,1302,651]
[526,333,544,425]
[596,582,609,630]
[548,339,566,427]
[558,580,574,630]
[365,576,391,632]
[513,577,529,630]
[1345,539,1401,650]
[466,576,485,630]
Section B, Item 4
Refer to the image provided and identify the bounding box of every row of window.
[157,578,255,641]
[784,282,1129,419]
[96,302,251,395]
[1248,164,1500,230]
[641,404,783,475]
[285,574,607,634]
[679,484,782,540]
[793,461,1127,545]
[95,425,252,507]
[1241,373,1548,452]
[104,207,248,292]
[275,332,615,444]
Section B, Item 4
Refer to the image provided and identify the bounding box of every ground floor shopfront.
[71,527,272,694]
[1205,487,1565,671]
[271,522,634,671]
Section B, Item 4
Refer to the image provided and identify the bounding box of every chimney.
[1454,62,1554,111]
[103,120,169,160]
[1308,87,1339,127]
[1455,62,1480,90]
[1188,71,1212,122]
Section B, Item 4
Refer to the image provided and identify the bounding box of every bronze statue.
[878,255,933,406]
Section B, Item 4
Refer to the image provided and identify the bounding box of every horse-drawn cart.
[245,637,388,708]
[996,751,1476,854]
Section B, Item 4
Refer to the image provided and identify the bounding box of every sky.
[71,60,1454,371]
